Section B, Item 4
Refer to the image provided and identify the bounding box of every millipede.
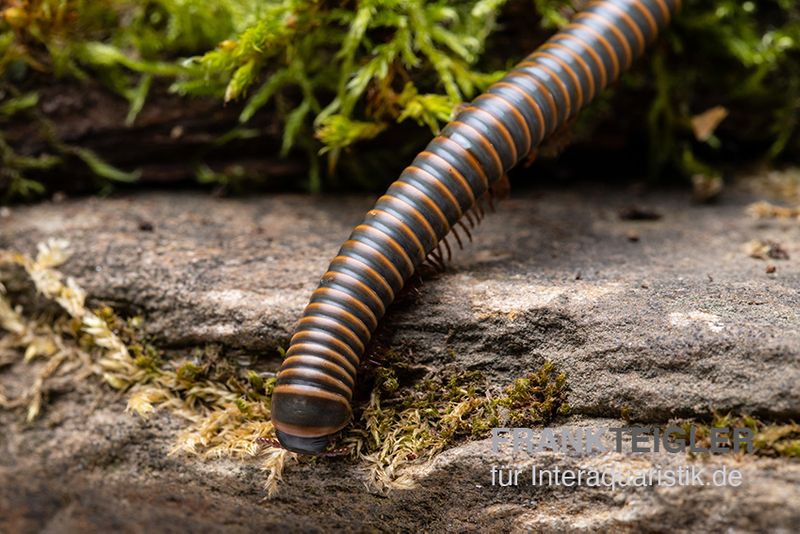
[272,0,682,454]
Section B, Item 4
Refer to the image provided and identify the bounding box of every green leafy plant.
[2,0,800,200]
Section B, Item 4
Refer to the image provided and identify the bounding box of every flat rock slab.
[1,185,798,421]
[1,401,798,532]
[1,184,799,532]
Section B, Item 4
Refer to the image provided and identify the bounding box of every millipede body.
[272,0,682,454]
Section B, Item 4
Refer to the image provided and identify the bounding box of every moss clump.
[345,355,569,491]
[673,412,800,459]
[498,360,570,426]
[0,0,252,200]
[1,0,529,198]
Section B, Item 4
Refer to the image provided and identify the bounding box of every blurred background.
[1,0,799,203]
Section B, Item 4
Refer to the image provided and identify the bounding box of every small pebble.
[766,264,777,274]
[626,230,640,242]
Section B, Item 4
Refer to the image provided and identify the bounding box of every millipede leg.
[450,226,465,250]
[457,220,473,242]
[442,235,453,262]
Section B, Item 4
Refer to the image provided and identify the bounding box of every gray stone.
[1,184,798,531]
[1,186,798,420]
[2,403,798,532]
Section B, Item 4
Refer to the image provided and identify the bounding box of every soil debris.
[746,239,790,261]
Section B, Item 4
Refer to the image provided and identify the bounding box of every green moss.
[3,1,800,199]
[0,85,141,201]
[673,412,800,459]
[345,353,569,489]
[641,0,800,182]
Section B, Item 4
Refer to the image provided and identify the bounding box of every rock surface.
[1,183,799,532]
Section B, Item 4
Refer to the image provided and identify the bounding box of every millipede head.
[274,429,333,455]
[271,384,352,455]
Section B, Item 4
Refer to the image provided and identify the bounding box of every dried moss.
[0,239,570,495]
[0,239,290,495]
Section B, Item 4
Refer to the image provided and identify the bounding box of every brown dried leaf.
[691,106,729,141]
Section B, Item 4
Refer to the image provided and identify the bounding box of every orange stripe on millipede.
[434,136,491,193]
[566,22,621,80]
[405,165,464,218]
[277,367,353,398]
[650,0,671,23]
[391,181,451,235]
[354,223,415,276]
[304,301,371,341]
[449,120,504,180]
[576,12,632,68]
[539,43,596,101]
[273,383,349,403]
[518,62,574,119]
[490,82,547,144]
[608,3,647,54]
[418,150,478,205]
[290,330,360,366]
[474,94,533,155]
[506,71,562,135]
[369,208,427,264]
[278,367,353,397]
[330,253,396,301]
[287,340,359,376]
[378,194,439,249]
[592,1,646,54]
[530,52,585,110]
[462,105,518,162]
[625,0,659,39]
[553,33,608,89]
[281,355,355,386]
[340,239,405,292]
[322,266,389,314]
[311,287,379,330]
[298,315,365,354]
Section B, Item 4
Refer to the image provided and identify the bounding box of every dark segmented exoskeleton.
[272,0,682,454]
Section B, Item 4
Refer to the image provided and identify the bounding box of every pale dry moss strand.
[0,239,292,496]
[747,200,800,221]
